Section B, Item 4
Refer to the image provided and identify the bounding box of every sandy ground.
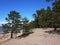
[0,28,60,45]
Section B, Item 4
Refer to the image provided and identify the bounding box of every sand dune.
[0,28,60,45]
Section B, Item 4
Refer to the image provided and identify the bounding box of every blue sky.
[0,0,53,26]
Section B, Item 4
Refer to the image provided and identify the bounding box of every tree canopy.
[5,11,21,38]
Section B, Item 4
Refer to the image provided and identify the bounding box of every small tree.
[22,17,29,33]
[5,11,21,38]
[2,24,9,34]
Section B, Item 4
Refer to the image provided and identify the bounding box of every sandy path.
[1,28,60,45]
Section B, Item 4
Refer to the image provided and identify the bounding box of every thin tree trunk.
[23,25,25,34]
[11,30,13,38]
[35,18,39,28]
[54,27,57,31]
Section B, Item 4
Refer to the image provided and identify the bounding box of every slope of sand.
[0,28,60,45]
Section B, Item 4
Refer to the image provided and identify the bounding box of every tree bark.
[11,30,13,38]
[35,18,39,28]
[54,27,57,31]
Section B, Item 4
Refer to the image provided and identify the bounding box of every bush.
[3,30,9,34]
[14,30,20,34]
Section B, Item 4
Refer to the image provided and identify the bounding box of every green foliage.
[32,0,60,31]
[32,0,60,29]
[33,8,46,28]
[2,24,9,28]
[22,17,34,33]
[14,30,20,34]
[51,0,60,30]
[2,24,10,34]
[28,21,35,29]
[5,11,21,38]
[22,17,29,25]
[22,17,29,33]
[6,11,21,29]
[40,7,52,27]
[3,30,9,34]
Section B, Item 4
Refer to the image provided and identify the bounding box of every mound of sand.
[0,28,60,45]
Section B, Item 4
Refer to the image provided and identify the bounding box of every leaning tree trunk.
[54,27,57,31]
[11,30,13,38]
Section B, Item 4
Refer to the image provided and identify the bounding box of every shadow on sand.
[45,29,60,35]
[16,32,34,39]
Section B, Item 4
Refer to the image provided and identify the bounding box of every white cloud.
[0,22,8,26]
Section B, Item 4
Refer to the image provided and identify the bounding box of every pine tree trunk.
[36,18,39,28]
[23,25,25,34]
[11,31,13,38]
[54,27,57,31]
